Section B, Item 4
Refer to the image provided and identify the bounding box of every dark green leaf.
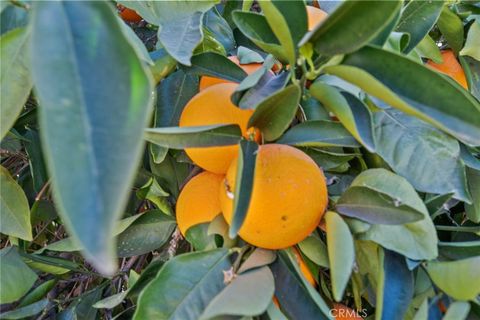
[185,223,217,251]
[461,56,480,100]
[204,8,236,53]
[236,71,290,110]
[134,249,231,320]
[200,266,274,319]
[186,52,247,82]
[23,129,48,193]
[299,0,402,55]
[0,5,29,36]
[327,45,480,146]
[0,165,32,240]
[18,279,56,308]
[466,168,480,223]
[0,299,49,319]
[248,84,301,141]
[0,27,31,139]
[229,140,258,238]
[145,124,242,149]
[0,247,37,304]
[395,0,444,53]
[437,5,464,54]
[31,1,154,274]
[460,20,480,61]
[439,240,480,260]
[277,120,360,148]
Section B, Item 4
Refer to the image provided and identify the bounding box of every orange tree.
[0,0,479,319]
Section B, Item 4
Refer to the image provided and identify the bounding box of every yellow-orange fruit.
[220,144,328,249]
[179,83,254,174]
[426,50,468,89]
[176,172,224,236]
[118,5,142,23]
[199,56,263,91]
[293,247,317,287]
[307,6,328,31]
[332,304,364,319]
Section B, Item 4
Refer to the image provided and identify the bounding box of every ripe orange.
[220,144,328,249]
[179,83,255,174]
[176,171,224,236]
[332,304,364,319]
[117,5,142,23]
[199,56,263,91]
[306,6,328,31]
[293,247,317,287]
[426,50,468,89]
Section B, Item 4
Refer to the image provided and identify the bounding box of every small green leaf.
[395,0,444,53]
[299,0,402,55]
[415,35,443,63]
[310,82,375,151]
[466,168,480,223]
[0,299,49,319]
[0,247,37,304]
[200,266,274,319]
[237,46,264,64]
[437,5,464,54]
[0,27,31,139]
[325,211,355,302]
[248,84,301,141]
[0,165,32,240]
[298,235,329,268]
[443,301,471,320]
[186,52,247,82]
[145,124,242,149]
[427,256,480,301]
[327,46,480,146]
[18,279,56,308]
[277,120,360,148]
[238,248,277,274]
[134,249,231,319]
[460,20,480,61]
[229,140,258,238]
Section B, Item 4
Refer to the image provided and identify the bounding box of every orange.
[199,56,262,91]
[307,6,328,31]
[220,144,328,249]
[179,83,254,174]
[293,247,317,287]
[117,5,142,23]
[426,50,468,89]
[176,171,224,236]
[332,304,364,319]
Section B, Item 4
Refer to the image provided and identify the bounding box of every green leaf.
[23,129,48,193]
[117,211,176,257]
[461,56,480,100]
[186,52,247,82]
[460,20,480,61]
[394,0,444,53]
[374,109,471,202]
[0,4,29,36]
[229,140,258,238]
[466,168,480,223]
[93,291,128,310]
[232,11,288,63]
[443,301,471,320]
[194,28,226,56]
[327,45,480,146]
[0,27,31,139]
[337,169,427,225]
[298,235,329,268]
[237,46,264,64]
[200,266,274,319]
[302,148,357,172]
[437,5,464,54]
[415,35,443,63]
[299,0,402,55]
[277,120,360,148]
[0,165,32,240]
[325,211,355,301]
[439,240,480,260]
[309,82,375,151]
[0,247,37,304]
[426,256,480,301]
[204,8,235,53]
[248,84,301,141]
[134,249,231,319]
[185,223,217,251]
[149,48,177,85]
[237,248,277,274]
[18,279,56,307]
[30,1,154,274]
[259,0,307,65]
[0,299,49,319]
[145,124,242,149]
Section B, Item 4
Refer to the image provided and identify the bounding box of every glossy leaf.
[325,211,355,301]
[200,266,274,319]
[310,82,375,151]
[229,140,258,238]
[460,20,480,61]
[374,109,471,202]
[30,1,154,274]
[134,249,231,319]
[426,256,480,301]
[117,211,176,257]
[0,299,49,319]
[145,124,242,149]
[0,247,37,304]
[0,165,32,240]
[248,84,301,141]
[299,0,402,55]
[376,249,414,320]
[186,52,247,82]
[277,120,360,148]
[437,5,464,54]
[0,27,31,139]
[395,0,444,53]
[466,168,480,223]
[327,46,480,146]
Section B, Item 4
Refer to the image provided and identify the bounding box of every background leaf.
[437,5,464,54]
[0,299,49,319]
[460,20,480,61]
[466,168,480,223]
[0,247,37,304]
[30,1,154,274]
